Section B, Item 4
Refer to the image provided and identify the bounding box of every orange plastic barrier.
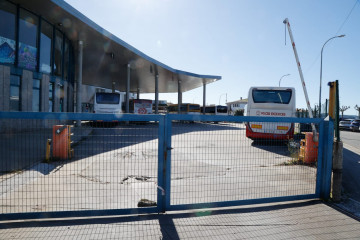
[303,132,319,163]
[52,125,69,160]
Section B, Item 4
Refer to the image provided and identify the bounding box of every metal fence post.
[320,118,334,200]
[157,115,172,213]
[315,120,325,197]
[157,115,166,213]
[165,115,173,210]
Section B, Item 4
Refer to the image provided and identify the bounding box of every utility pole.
[329,80,342,202]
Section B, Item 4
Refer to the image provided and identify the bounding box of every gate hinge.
[157,186,165,196]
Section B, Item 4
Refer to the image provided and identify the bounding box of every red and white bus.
[245,87,296,140]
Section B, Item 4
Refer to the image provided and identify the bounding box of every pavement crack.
[121,175,153,184]
[77,174,110,184]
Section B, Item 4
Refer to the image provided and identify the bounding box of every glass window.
[18,8,38,70]
[64,38,69,80]
[252,89,292,104]
[217,106,228,113]
[205,106,215,114]
[40,20,52,73]
[54,30,63,76]
[168,106,177,112]
[96,93,120,104]
[69,44,75,83]
[180,105,187,112]
[32,79,40,111]
[0,1,16,64]
[189,104,200,111]
[10,75,20,111]
[60,85,64,112]
[49,82,53,112]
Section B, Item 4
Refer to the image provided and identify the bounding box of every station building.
[0,0,75,113]
[226,98,248,115]
[0,0,221,114]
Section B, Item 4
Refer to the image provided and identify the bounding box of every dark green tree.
[234,109,244,116]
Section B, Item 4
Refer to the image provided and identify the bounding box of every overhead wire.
[335,0,359,35]
[304,0,359,74]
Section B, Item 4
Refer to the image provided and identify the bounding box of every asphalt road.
[339,130,360,202]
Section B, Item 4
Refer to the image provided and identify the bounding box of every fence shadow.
[0,200,321,240]
[342,148,360,202]
[0,121,244,175]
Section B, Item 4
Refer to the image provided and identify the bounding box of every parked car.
[350,119,360,132]
[339,119,353,130]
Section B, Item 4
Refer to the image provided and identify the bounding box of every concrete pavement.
[1,123,360,239]
[0,200,359,239]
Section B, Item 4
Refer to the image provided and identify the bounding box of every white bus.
[93,92,124,114]
[246,87,296,140]
[201,105,228,116]
[201,105,228,123]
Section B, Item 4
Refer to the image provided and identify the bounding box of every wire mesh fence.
[169,118,321,206]
[0,115,159,215]
[0,112,332,219]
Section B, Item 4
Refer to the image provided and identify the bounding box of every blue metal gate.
[0,112,333,220]
[163,114,334,212]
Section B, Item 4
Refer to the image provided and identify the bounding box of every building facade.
[226,98,248,115]
[0,0,221,116]
[0,0,75,113]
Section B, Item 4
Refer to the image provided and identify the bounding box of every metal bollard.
[46,139,52,162]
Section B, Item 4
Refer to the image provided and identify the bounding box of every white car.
[350,119,360,132]
[339,119,353,130]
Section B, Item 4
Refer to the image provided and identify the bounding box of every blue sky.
[66,0,360,115]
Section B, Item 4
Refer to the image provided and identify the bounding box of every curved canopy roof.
[14,0,221,93]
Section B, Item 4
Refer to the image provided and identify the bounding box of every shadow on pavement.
[251,140,290,157]
[0,122,244,176]
[0,200,320,230]
[55,122,245,167]
[342,148,360,203]
[2,200,359,239]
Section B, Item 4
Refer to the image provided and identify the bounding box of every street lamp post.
[219,93,227,105]
[279,74,290,87]
[319,34,345,117]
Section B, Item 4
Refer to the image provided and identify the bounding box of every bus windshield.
[217,106,228,113]
[96,93,120,104]
[189,104,200,111]
[204,106,215,113]
[252,89,292,104]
